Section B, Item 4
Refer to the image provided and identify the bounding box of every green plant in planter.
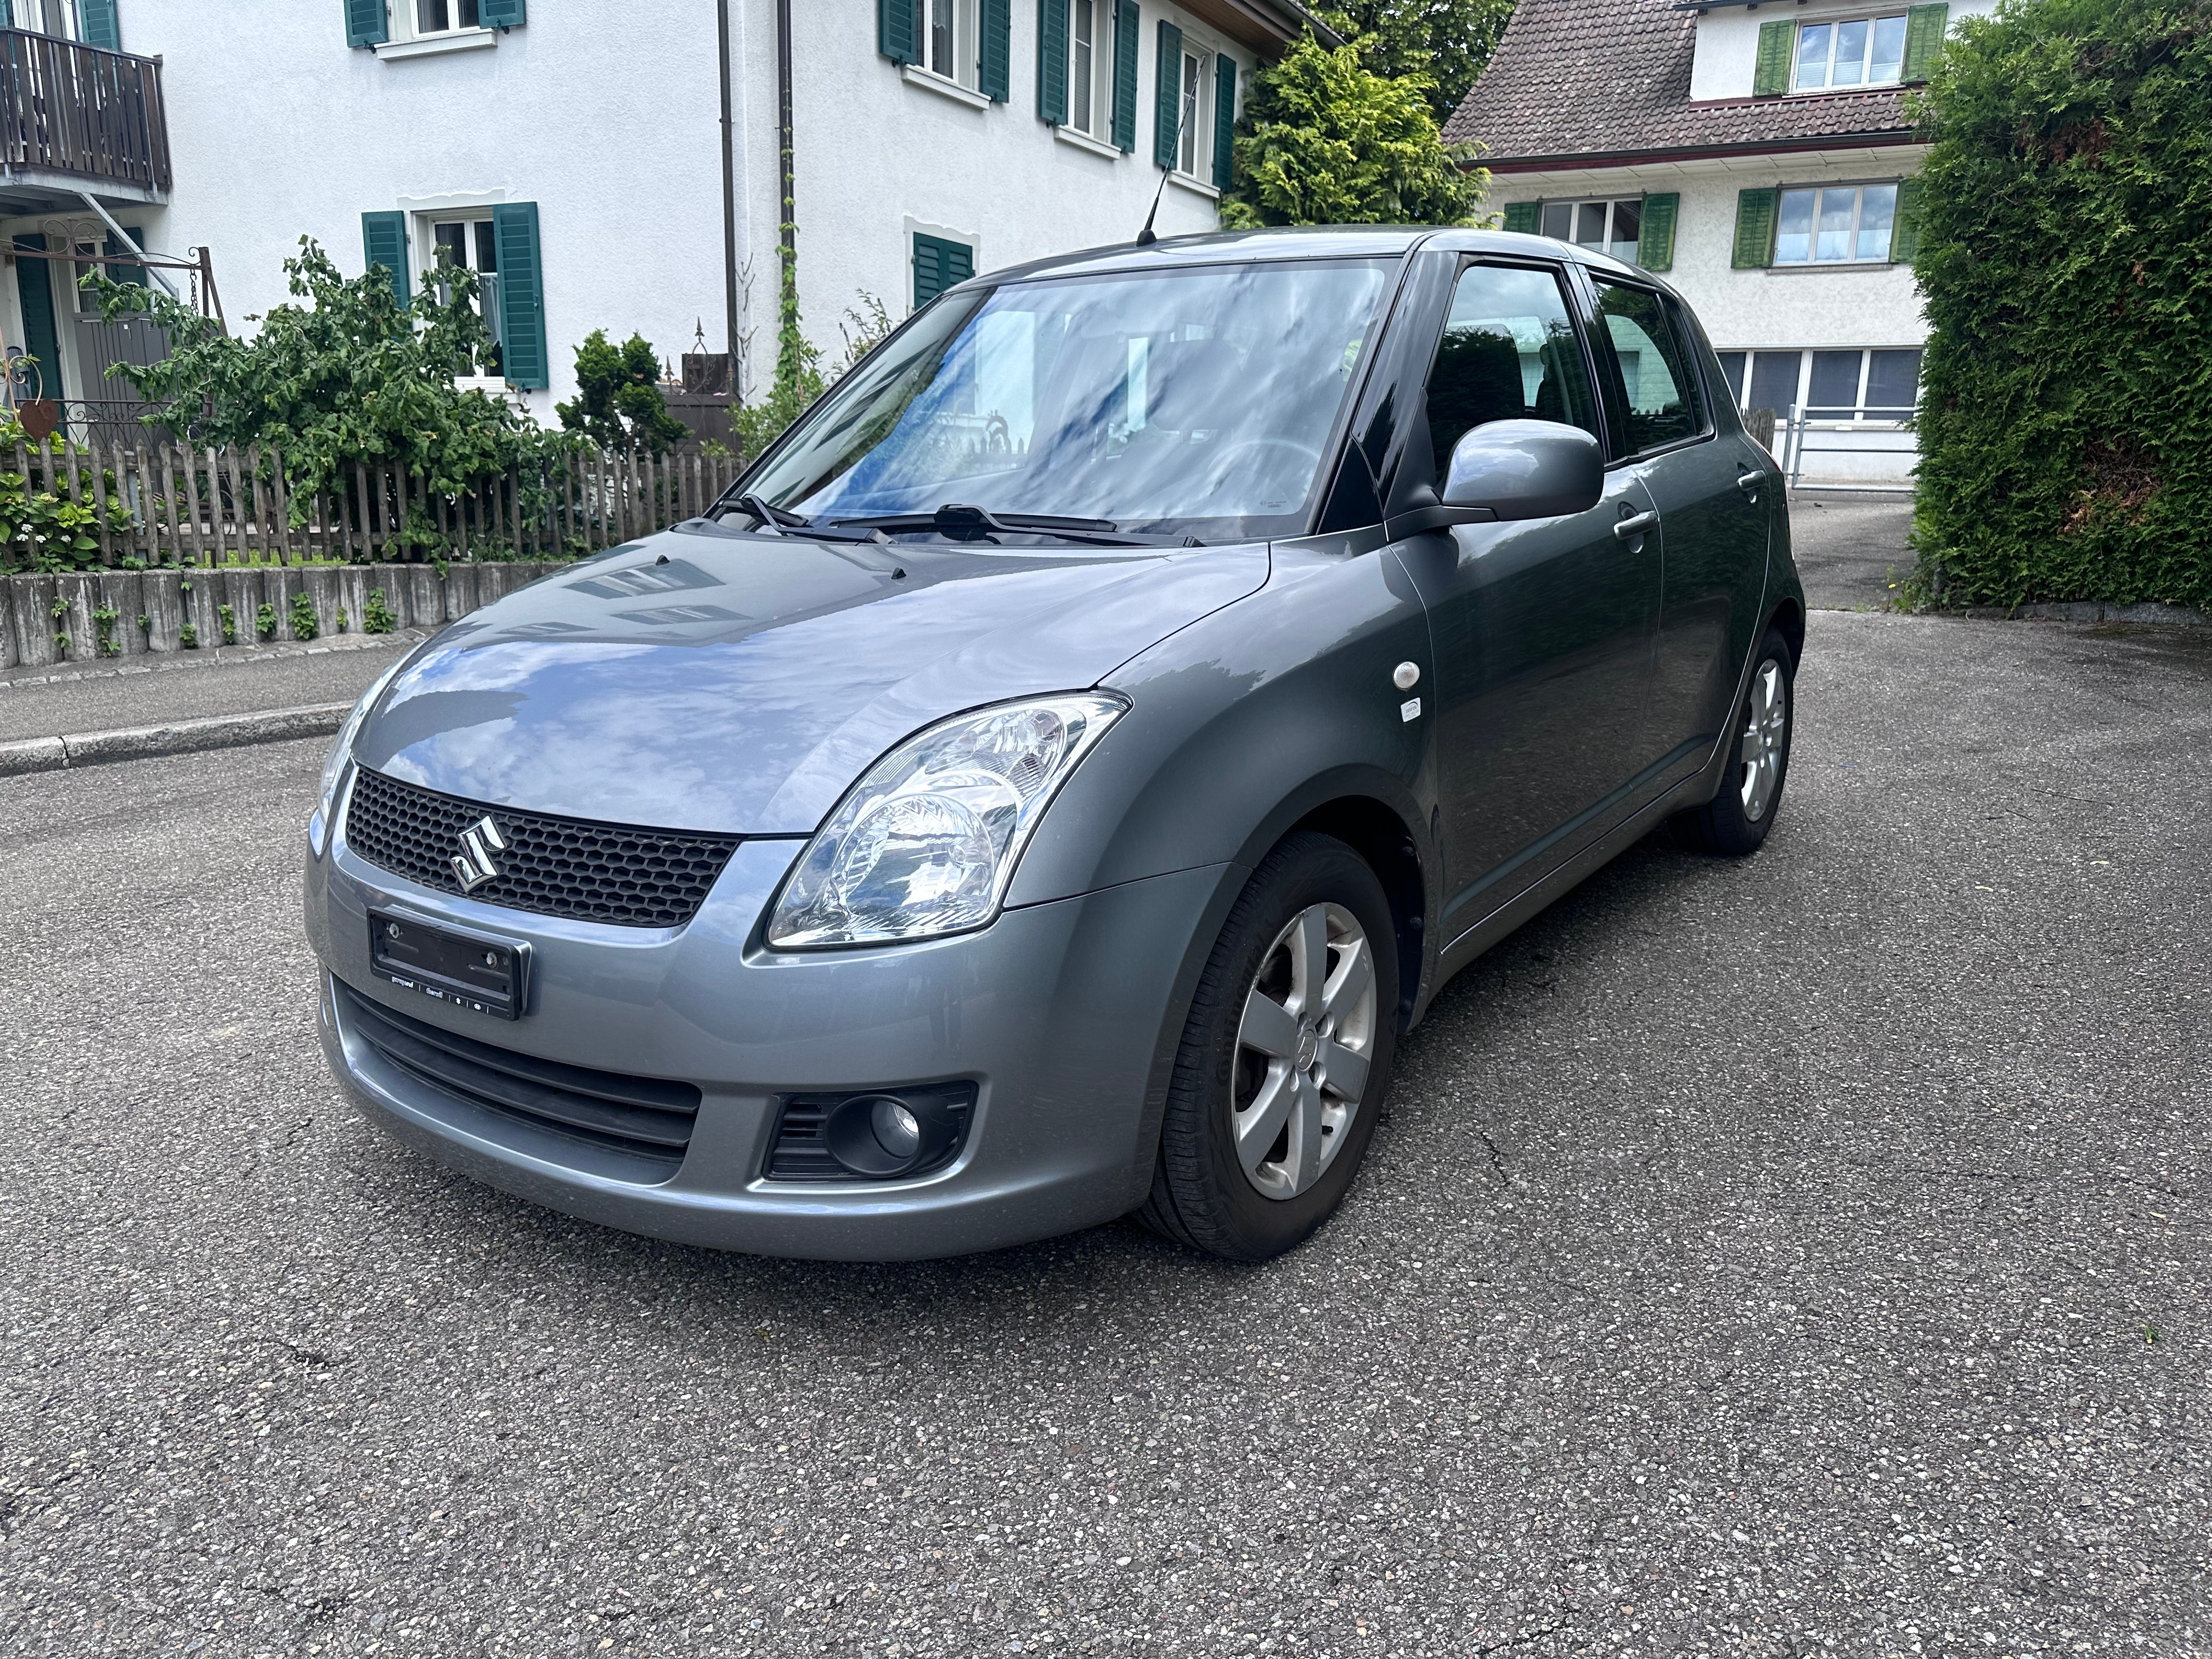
[255,601,277,640]
[218,602,237,645]
[289,591,319,641]
[363,589,397,634]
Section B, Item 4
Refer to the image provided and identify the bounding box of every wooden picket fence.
[3,434,746,568]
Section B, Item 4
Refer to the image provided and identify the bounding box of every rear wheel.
[1138,832,1399,1261]
[1670,624,1795,856]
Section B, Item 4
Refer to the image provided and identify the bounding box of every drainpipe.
[718,0,738,366]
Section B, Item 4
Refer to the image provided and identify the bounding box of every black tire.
[1670,624,1796,856]
[1138,832,1400,1261]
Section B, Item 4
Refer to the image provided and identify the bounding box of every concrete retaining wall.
[0,563,567,668]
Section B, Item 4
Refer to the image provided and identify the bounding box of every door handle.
[1736,470,1764,497]
[1612,510,1659,541]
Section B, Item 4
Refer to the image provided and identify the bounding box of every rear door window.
[1424,261,1600,476]
[1590,277,1708,456]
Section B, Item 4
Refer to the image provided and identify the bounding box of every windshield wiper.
[716,494,891,545]
[826,503,1196,549]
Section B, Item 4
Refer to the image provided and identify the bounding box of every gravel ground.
[2,611,2209,1658]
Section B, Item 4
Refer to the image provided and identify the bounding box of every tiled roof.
[1443,0,1916,168]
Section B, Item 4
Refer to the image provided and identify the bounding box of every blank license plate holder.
[367,909,529,1020]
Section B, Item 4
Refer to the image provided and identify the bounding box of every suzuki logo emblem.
[451,816,509,893]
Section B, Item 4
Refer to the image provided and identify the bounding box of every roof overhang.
[1180,0,1340,55]
[0,167,167,214]
[1484,129,1916,173]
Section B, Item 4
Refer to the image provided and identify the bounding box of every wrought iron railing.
[0,29,171,194]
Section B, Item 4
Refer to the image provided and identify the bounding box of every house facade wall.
[3,0,1249,421]
[1688,0,1998,101]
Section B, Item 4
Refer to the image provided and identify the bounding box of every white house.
[1448,0,1996,483]
[0,0,1320,429]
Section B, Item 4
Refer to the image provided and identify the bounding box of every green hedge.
[1910,0,2212,610]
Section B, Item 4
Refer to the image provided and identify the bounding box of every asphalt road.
[1786,489,1916,613]
[3,610,2209,1658]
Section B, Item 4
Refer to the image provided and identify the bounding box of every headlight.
[317,655,410,826]
[767,692,1128,949]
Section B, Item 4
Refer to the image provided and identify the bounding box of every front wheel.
[1138,832,1400,1261]
[1671,625,1796,856]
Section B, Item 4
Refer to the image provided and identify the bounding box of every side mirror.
[1443,419,1605,520]
[1386,419,1605,538]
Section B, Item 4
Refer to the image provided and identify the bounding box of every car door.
[1582,276,1771,787]
[1392,257,1663,936]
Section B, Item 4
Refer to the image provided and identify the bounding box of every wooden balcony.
[0,29,170,201]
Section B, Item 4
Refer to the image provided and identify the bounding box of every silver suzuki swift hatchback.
[307,227,1803,1262]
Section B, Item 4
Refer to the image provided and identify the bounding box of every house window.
[1177,48,1202,175]
[1795,14,1909,89]
[1718,347,1922,418]
[915,0,978,88]
[1539,199,1640,264]
[416,0,482,33]
[1069,0,1096,132]
[427,216,503,375]
[1774,183,1898,263]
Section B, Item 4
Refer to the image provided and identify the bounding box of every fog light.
[772,1084,975,1182]
[874,1097,922,1159]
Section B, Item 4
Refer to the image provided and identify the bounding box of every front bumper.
[308,804,1240,1260]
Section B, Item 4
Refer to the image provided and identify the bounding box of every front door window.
[1424,260,1600,471]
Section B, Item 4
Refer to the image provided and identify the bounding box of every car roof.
[980,225,1662,289]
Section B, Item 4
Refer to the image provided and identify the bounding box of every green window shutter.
[1637,193,1679,271]
[344,0,388,47]
[13,235,59,403]
[361,211,410,306]
[479,0,526,26]
[1731,187,1778,269]
[1902,3,1948,81]
[912,234,975,308]
[877,0,917,65]
[492,202,548,388]
[1211,54,1235,191]
[1891,175,1925,261]
[1037,0,1068,124]
[1500,200,1540,234]
[1153,20,1182,169]
[79,0,120,49]
[1752,19,1795,95]
[1110,0,1139,152]
[980,0,1011,100]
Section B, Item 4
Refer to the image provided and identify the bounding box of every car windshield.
[739,257,1396,543]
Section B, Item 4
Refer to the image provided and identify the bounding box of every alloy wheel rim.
[1738,659,1788,822]
[1232,901,1378,1202]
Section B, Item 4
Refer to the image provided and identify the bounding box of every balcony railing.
[0,29,170,196]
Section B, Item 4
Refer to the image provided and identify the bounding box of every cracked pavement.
[2,608,2208,1657]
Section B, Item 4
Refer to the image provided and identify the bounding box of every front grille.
[344,768,741,929]
[337,979,701,1177]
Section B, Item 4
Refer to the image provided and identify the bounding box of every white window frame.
[912,0,981,93]
[1720,346,1922,424]
[1066,0,1110,140]
[1538,197,1643,264]
[1772,180,1900,266]
[1791,13,1910,92]
[377,0,496,57]
[19,0,81,40]
[416,210,506,376]
[1167,26,1229,190]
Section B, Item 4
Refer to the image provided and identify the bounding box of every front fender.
[1007,537,1438,915]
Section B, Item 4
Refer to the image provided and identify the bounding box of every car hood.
[353,524,1268,835]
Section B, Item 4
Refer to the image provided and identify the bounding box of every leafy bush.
[0,409,136,573]
[290,591,319,641]
[218,603,236,646]
[1220,30,1486,229]
[255,601,276,640]
[1318,0,1516,123]
[87,239,572,528]
[363,588,398,634]
[1909,0,2212,609]
[557,331,689,453]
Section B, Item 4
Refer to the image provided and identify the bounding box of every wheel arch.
[1769,595,1805,669]
[1279,793,1428,1035]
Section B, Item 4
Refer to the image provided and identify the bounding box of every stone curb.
[0,703,351,777]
